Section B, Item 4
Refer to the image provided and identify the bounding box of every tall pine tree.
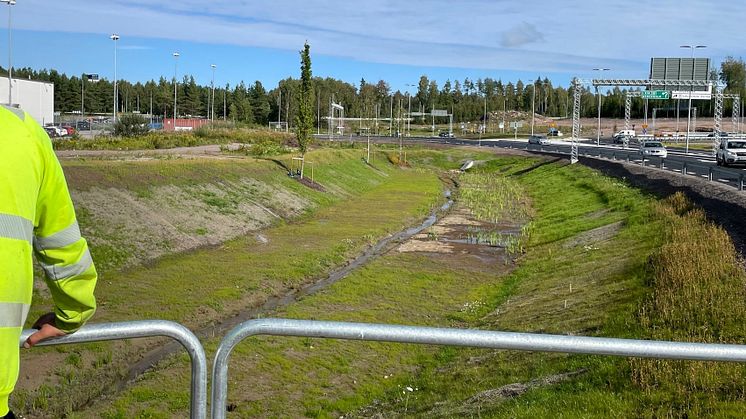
[295,42,314,179]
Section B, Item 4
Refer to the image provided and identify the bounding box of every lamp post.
[530,80,536,136]
[2,0,15,105]
[681,45,706,154]
[405,83,415,137]
[593,68,611,146]
[210,64,216,121]
[110,34,119,123]
[173,52,179,127]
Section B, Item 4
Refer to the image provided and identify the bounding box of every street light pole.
[173,52,179,127]
[2,0,16,105]
[210,64,216,122]
[681,45,706,154]
[530,80,536,136]
[110,34,119,123]
[593,68,611,146]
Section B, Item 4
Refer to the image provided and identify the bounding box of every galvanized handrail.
[20,320,207,419]
[211,318,746,419]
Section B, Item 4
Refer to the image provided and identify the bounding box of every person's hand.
[24,312,66,348]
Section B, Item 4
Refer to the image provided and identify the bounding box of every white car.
[639,141,667,158]
[716,140,746,167]
[528,135,549,145]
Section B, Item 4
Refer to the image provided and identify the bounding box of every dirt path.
[56,143,241,160]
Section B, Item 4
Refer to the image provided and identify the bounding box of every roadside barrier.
[524,143,745,191]
[20,320,207,419]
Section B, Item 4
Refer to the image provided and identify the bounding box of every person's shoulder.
[1,105,52,146]
[1,104,26,122]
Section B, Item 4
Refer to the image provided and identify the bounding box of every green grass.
[347,157,745,417]
[18,147,444,417]
[21,146,746,417]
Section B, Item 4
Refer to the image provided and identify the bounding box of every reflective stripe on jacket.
[0,105,97,415]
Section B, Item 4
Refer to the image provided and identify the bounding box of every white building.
[0,76,54,125]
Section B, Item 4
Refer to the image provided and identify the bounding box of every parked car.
[43,126,59,138]
[716,139,746,167]
[528,135,549,145]
[61,125,76,135]
[639,141,667,158]
[76,120,91,130]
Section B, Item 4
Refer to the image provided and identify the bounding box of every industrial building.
[0,75,54,125]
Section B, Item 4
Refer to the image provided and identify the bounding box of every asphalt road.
[317,134,746,189]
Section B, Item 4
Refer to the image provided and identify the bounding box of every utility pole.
[173,52,180,127]
[681,44,706,154]
[210,64,216,121]
[110,34,119,123]
[593,68,611,145]
[2,0,16,105]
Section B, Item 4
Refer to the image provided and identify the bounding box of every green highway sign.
[641,90,670,99]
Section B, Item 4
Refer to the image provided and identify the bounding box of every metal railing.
[210,318,746,419]
[20,320,207,419]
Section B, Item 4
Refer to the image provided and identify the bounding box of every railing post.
[660,158,665,169]
[709,167,713,182]
[21,321,208,419]
[683,162,688,175]
[740,173,744,191]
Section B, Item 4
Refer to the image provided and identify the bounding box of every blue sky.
[1,0,743,92]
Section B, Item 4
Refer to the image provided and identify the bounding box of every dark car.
[439,131,454,138]
[76,120,91,130]
[43,127,59,138]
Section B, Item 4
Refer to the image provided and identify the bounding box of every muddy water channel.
[80,172,530,415]
[398,207,524,266]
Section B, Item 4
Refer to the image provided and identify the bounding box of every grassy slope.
[357,156,746,417]
[21,145,745,417]
[17,147,445,417]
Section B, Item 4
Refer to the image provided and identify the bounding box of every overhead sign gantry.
[570,78,727,163]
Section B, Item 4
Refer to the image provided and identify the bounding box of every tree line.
[1,56,743,127]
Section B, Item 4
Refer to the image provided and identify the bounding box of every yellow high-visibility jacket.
[0,105,97,416]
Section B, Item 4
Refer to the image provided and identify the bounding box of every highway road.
[316,134,746,190]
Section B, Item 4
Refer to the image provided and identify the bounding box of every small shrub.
[113,113,149,137]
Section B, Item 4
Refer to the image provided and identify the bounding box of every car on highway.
[438,131,454,138]
[716,139,746,166]
[548,127,563,137]
[638,141,667,158]
[528,135,549,145]
[707,132,729,138]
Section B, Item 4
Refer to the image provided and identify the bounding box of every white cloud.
[501,22,544,48]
